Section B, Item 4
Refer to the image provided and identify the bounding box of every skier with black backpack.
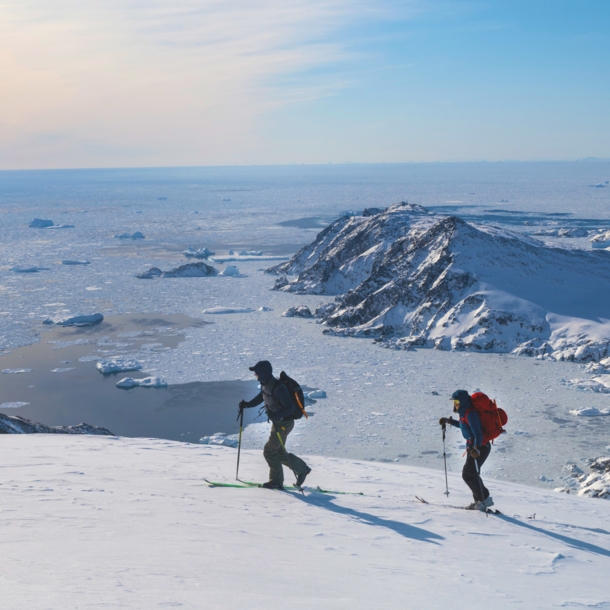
[439,389,507,511]
[239,360,311,490]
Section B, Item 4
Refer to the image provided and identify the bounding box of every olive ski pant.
[264,420,309,485]
[462,442,491,502]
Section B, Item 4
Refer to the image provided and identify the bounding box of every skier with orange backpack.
[439,389,507,511]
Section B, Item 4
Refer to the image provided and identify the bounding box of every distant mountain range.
[267,203,610,363]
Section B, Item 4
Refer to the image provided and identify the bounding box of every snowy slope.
[2,435,610,610]
[269,204,610,362]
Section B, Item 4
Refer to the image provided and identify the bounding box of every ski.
[414,495,501,514]
[203,480,363,495]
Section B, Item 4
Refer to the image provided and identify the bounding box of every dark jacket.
[244,378,296,421]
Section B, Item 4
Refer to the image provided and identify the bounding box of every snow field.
[1,435,610,610]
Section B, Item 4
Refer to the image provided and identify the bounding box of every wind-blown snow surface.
[268,203,610,362]
[2,435,610,610]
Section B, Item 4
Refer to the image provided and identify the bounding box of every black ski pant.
[462,442,491,502]
[264,420,309,485]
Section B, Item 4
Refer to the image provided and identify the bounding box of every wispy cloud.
[0,0,425,167]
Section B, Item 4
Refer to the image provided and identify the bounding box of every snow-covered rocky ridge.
[268,203,610,362]
[0,412,113,435]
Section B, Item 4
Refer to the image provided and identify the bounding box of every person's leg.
[462,444,491,501]
[263,424,285,485]
[274,420,309,477]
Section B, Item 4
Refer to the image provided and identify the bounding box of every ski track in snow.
[1,435,610,610]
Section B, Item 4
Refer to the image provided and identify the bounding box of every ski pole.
[236,406,244,480]
[442,424,450,497]
[474,457,488,517]
[275,424,303,493]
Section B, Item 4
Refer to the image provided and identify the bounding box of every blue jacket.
[448,402,484,448]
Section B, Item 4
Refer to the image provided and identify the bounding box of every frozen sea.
[1,162,610,492]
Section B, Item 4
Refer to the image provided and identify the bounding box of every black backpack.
[278,371,308,420]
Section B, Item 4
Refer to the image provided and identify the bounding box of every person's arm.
[269,384,296,420]
[439,416,459,428]
[241,392,263,409]
[466,410,484,448]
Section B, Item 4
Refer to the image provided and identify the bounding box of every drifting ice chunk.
[282,306,313,318]
[591,231,610,249]
[116,376,167,388]
[96,359,142,374]
[199,433,238,447]
[136,267,163,279]
[29,218,54,228]
[184,247,215,259]
[43,313,104,326]
[162,262,217,277]
[2,369,32,374]
[115,231,145,239]
[0,402,30,409]
[11,266,50,273]
[219,265,240,276]
[46,224,74,229]
[202,306,254,314]
[62,260,90,265]
[238,250,262,256]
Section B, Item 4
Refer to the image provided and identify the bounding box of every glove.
[439,417,449,426]
[470,447,480,458]
[239,400,247,409]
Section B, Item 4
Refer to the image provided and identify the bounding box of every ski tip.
[415,495,429,504]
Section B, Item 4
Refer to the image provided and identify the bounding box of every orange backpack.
[468,392,508,445]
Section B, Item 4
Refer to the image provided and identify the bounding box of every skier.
[239,360,311,489]
[439,389,494,511]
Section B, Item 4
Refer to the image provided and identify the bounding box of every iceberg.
[11,266,50,273]
[29,218,54,228]
[202,306,254,314]
[219,265,240,276]
[96,359,142,374]
[43,313,104,326]
[116,376,167,388]
[184,247,215,259]
[282,306,313,318]
[137,263,217,279]
[591,230,610,249]
[115,231,145,239]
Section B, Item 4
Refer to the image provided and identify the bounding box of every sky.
[0,0,609,169]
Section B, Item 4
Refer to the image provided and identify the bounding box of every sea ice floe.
[116,376,167,388]
[199,432,238,447]
[51,367,75,373]
[43,313,104,326]
[569,407,610,417]
[115,231,145,239]
[29,218,54,228]
[202,307,254,314]
[257,307,272,312]
[96,359,142,374]
[61,260,90,265]
[211,254,289,263]
[46,224,74,229]
[2,369,32,374]
[0,402,30,409]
